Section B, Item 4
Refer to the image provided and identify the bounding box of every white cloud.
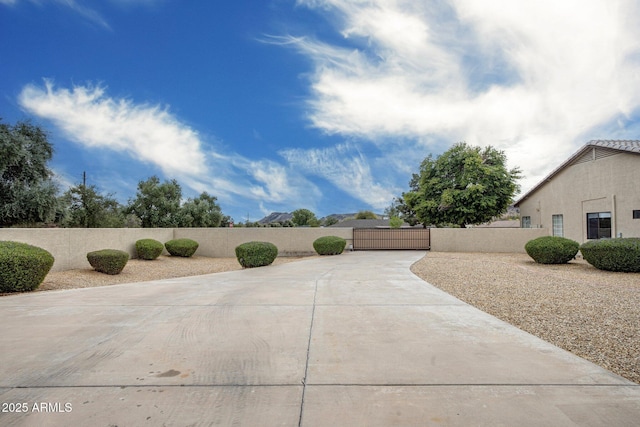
[290,0,640,193]
[19,81,208,177]
[18,80,321,214]
[0,0,162,28]
[248,159,323,207]
[280,143,396,210]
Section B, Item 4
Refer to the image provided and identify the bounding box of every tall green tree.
[176,192,223,227]
[401,143,521,228]
[322,216,339,227]
[291,208,319,227]
[0,119,58,226]
[355,210,378,219]
[125,176,182,228]
[58,183,124,228]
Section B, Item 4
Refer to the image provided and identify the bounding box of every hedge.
[0,241,54,293]
[165,238,199,257]
[87,249,129,275]
[235,241,278,268]
[580,238,640,272]
[313,236,347,255]
[525,236,579,264]
[135,239,164,260]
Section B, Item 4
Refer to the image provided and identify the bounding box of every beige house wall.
[430,228,548,253]
[518,152,640,243]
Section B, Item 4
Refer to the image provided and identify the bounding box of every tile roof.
[588,140,640,153]
[514,140,640,205]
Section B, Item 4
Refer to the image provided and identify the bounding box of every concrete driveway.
[1,251,639,426]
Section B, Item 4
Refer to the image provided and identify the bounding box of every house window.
[552,214,564,237]
[587,212,611,239]
[634,210,640,219]
[522,216,531,228]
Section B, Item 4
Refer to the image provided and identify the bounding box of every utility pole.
[82,171,88,228]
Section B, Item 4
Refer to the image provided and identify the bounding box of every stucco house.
[514,140,640,243]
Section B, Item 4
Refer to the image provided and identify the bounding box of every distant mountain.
[320,213,358,222]
[258,212,362,225]
[258,212,293,224]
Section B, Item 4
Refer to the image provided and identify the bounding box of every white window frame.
[552,214,563,237]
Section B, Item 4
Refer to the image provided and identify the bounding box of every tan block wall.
[0,228,174,272]
[430,228,549,253]
[0,227,352,272]
[2,226,554,272]
[174,227,353,258]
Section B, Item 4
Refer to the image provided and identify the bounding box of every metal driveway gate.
[352,228,430,250]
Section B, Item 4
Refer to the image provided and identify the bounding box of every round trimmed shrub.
[135,239,164,260]
[313,236,347,255]
[235,241,278,268]
[580,238,640,272]
[165,238,199,257]
[0,241,54,293]
[525,236,579,264]
[87,249,129,275]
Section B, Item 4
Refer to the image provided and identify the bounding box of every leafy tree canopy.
[322,216,339,227]
[59,183,124,228]
[355,210,378,219]
[125,176,182,228]
[0,119,57,226]
[389,216,403,229]
[176,192,223,227]
[291,208,319,227]
[401,142,521,228]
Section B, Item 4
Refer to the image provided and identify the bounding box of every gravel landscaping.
[410,252,640,385]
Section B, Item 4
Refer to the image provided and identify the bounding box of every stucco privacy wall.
[0,228,353,272]
[430,228,549,253]
[174,227,353,258]
[2,227,546,272]
[0,228,174,272]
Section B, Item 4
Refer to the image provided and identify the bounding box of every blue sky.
[2,0,640,222]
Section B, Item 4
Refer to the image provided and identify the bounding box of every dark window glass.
[634,210,640,219]
[586,212,611,239]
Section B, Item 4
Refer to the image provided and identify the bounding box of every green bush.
[165,238,199,257]
[235,241,278,268]
[135,239,164,260]
[0,241,54,293]
[389,216,403,229]
[87,249,129,275]
[580,238,640,272]
[525,236,579,264]
[313,236,347,255]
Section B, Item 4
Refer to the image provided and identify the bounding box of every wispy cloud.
[19,81,208,177]
[0,0,161,28]
[18,80,321,214]
[289,0,640,192]
[280,143,396,210]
